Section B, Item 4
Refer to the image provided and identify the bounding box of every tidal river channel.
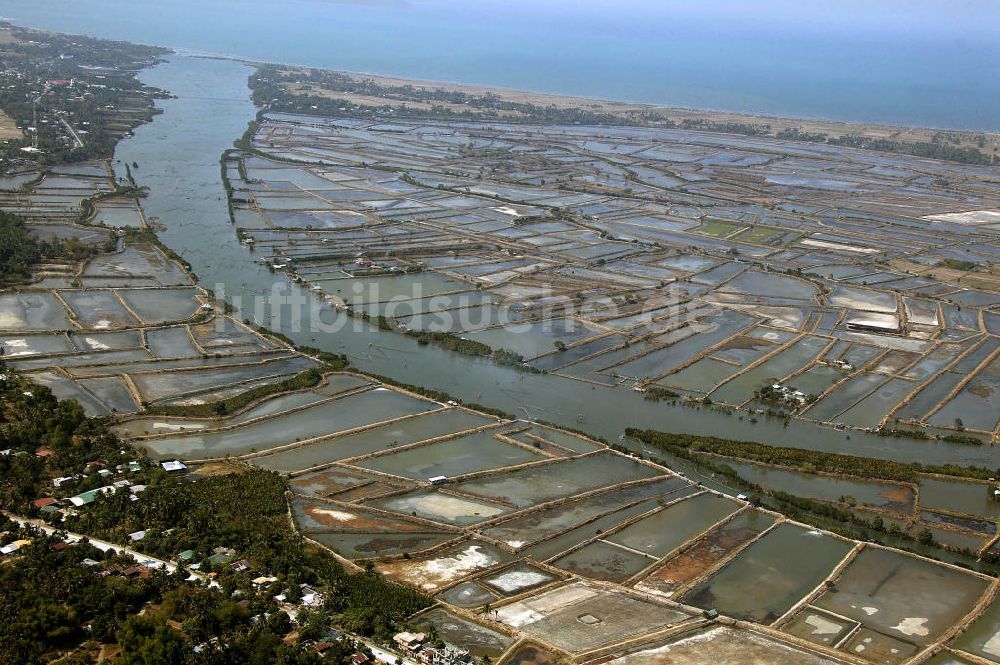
[115,55,1000,470]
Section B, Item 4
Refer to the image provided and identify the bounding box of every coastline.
[4,13,998,137]
[199,54,998,160]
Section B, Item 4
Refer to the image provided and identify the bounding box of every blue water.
[2,0,997,130]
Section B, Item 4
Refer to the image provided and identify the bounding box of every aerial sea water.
[0,0,997,131]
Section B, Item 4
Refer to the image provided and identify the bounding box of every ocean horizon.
[1,0,997,132]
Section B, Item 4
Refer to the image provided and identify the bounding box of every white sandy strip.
[82,337,110,350]
[800,238,880,254]
[486,570,551,593]
[153,422,207,431]
[412,545,499,590]
[892,617,930,637]
[804,613,844,636]
[1,339,33,356]
[311,508,356,522]
[496,583,598,628]
[924,210,1000,226]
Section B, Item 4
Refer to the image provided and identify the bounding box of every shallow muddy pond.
[917,476,1000,520]
[378,540,514,591]
[662,357,739,393]
[782,606,856,648]
[310,531,454,559]
[27,371,110,416]
[495,582,693,654]
[366,488,509,525]
[465,318,603,360]
[142,387,432,458]
[608,625,847,665]
[524,496,682,562]
[813,547,989,644]
[836,376,917,428]
[719,458,915,514]
[710,335,828,405]
[436,581,501,608]
[929,358,1000,432]
[509,424,606,453]
[355,429,545,480]
[452,452,663,508]
[952,594,1000,662]
[0,293,72,330]
[145,326,201,358]
[480,476,688,548]
[552,539,653,582]
[0,332,75,357]
[479,562,557,596]
[603,492,741,558]
[79,376,139,413]
[682,523,854,623]
[131,354,316,404]
[119,287,201,324]
[638,509,776,598]
[804,372,887,423]
[317,272,468,305]
[251,407,490,473]
[289,467,387,497]
[115,389,329,438]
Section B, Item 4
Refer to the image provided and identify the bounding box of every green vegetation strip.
[0,210,110,287]
[625,428,1000,482]
[143,367,339,418]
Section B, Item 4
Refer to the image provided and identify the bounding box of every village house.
[393,631,426,652]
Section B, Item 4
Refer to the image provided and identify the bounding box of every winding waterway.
[113,55,1000,470]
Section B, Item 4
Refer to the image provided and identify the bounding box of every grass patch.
[938,259,978,272]
[696,219,744,238]
[732,225,787,245]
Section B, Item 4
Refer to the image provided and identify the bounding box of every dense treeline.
[405,329,533,370]
[407,329,493,356]
[123,227,193,274]
[678,118,770,136]
[0,210,109,286]
[0,365,431,662]
[145,367,330,418]
[0,522,370,664]
[251,66,630,126]
[0,369,129,509]
[642,386,680,402]
[827,134,991,165]
[0,210,42,285]
[64,467,430,638]
[341,310,534,370]
[0,525,181,664]
[625,428,1000,482]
